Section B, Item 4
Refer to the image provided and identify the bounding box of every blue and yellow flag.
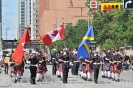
[77,26,94,59]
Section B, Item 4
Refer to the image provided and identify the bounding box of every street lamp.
[0,23,4,58]
[6,28,9,50]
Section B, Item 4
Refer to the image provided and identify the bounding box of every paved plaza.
[0,65,133,88]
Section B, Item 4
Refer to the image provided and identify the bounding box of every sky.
[2,0,18,40]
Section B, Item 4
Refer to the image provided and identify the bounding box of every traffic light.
[101,3,120,10]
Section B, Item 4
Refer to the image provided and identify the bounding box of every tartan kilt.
[21,66,24,73]
[16,66,23,74]
[11,66,17,73]
[85,63,93,73]
[82,64,86,73]
[37,65,46,74]
[114,64,123,73]
[58,64,62,73]
[103,63,106,71]
[110,64,114,72]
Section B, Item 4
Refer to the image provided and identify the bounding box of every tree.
[1,38,6,50]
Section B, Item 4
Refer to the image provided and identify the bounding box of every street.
[0,65,133,88]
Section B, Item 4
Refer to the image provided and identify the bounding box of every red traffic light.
[103,5,107,9]
[108,5,111,9]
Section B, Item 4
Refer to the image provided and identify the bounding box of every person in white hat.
[28,51,38,84]
[93,50,101,84]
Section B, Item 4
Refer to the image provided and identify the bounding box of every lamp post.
[6,28,9,51]
[0,23,4,58]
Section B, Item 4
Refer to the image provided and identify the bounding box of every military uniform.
[62,52,70,83]
[93,51,101,84]
[51,53,57,75]
[28,52,39,84]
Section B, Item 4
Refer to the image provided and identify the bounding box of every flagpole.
[62,18,66,48]
[88,7,90,29]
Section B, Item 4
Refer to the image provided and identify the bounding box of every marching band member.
[36,55,47,82]
[85,53,93,81]
[113,50,122,82]
[110,51,115,81]
[105,49,112,79]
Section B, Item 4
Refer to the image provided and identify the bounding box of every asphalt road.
[0,65,133,88]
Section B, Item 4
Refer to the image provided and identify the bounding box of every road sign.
[101,3,121,10]
[90,1,97,8]
[123,0,133,9]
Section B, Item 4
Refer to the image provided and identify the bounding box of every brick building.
[36,0,88,39]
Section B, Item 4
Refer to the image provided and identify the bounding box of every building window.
[46,4,48,8]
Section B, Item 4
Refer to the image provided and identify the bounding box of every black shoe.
[95,81,98,84]
[31,83,36,84]
[118,79,120,82]
[63,82,66,83]
[115,79,120,82]
[108,77,111,79]
[112,79,115,81]
[14,79,17,83]
[88,79,92,81]
[102,75,106,78]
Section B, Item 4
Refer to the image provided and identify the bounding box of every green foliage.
[1,38,6,50]
[49,0,133,51]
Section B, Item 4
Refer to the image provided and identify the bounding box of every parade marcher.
[71,52,79,75]
[110,51,115,81]
[62,49,70,83]
[4,54,10,74]
[0,55,5,73]
[100,52,105,78]
[56,50,64,78]
[105,49,112,79]
[28,51,39,84]
[93,50,101,84]
[36,55,47,82]
[79,57,85,78]
[85,53,93,81]
[113,50,122,82]
[51,49,57,75]
[71,58,79,75]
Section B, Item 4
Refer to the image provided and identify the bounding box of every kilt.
[11,66,17,73]
[37,65,46,74]
[110,64,114,72]
[82,64,86,73]
[103,63,106,71]
[16,66,23,74]
[85,63,93,73]
[58,64,62,73]
[114,64,123,73]
[21,66,24,73]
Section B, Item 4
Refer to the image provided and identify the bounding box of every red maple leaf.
[51,30,58,36]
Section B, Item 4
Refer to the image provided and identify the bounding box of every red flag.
[12,27,30,65]
[41,25,65,46]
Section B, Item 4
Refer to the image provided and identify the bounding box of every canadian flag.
[41,25,65,46]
